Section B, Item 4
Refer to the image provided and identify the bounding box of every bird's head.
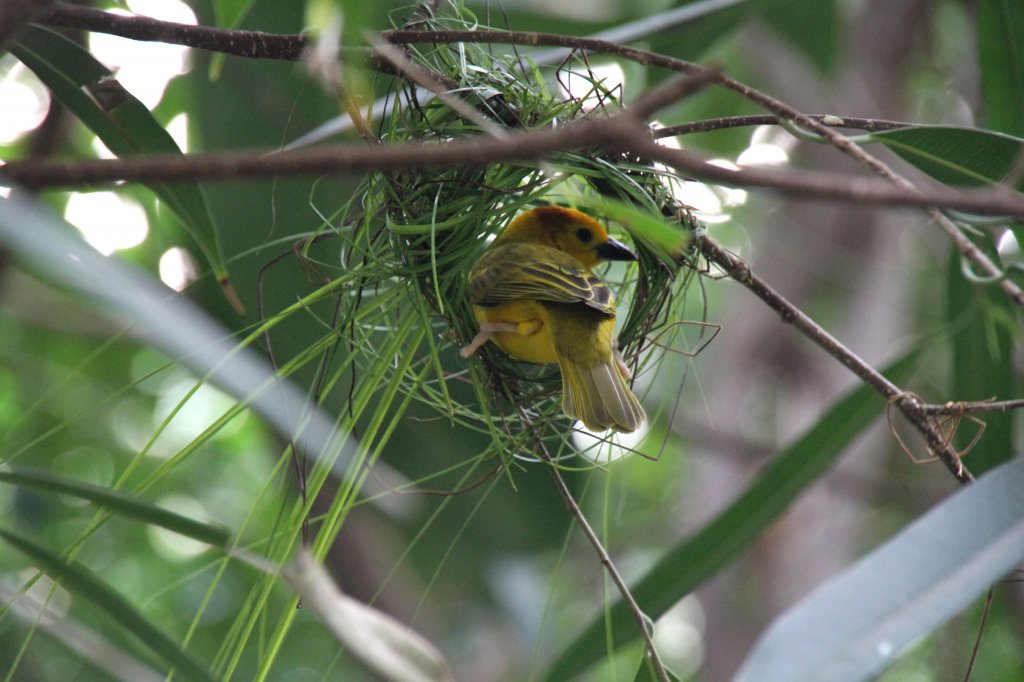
[498,206,637,268]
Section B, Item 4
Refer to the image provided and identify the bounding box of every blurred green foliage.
[0,0,1021,681]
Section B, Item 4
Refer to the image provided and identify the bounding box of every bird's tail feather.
[559,358,645,433]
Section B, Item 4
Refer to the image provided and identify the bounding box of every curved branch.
[39,2,308,59]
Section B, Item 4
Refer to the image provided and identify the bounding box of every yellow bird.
[460,206,645,433]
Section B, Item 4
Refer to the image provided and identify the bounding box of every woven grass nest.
[310,2,704,458]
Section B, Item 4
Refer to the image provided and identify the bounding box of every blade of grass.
[0,469,230,546]
[585,196,691,261]
[0,193,373,496]
[208,0,260,79]
[0,527,215,682]
[0,582,165,682]
[545,352,919,681]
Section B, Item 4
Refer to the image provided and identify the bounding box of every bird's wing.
[468,243,616,315]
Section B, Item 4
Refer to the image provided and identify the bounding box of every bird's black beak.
[596,237,637,261]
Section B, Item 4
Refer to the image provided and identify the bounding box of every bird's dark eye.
[576,227,593,243]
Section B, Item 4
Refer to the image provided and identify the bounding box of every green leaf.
[0,526,216,682]
[647,0,823,64]
[212,0,258,28]
[207,0,260,79]
[587,197,690,260]
[732,457,1024,682]
[978,0,1024,136]
[762,0,836,73]
[868,126,1024,191]
[0,193,369,501]
[0,469,231,546]
[545,353,919,681]
[10,26,231,288]
[945,250,1018,474]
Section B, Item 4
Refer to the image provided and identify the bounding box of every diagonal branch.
[697,235,974,484]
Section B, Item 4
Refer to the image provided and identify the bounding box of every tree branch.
[4,122,1023,218]
[39,2,308,59]
[0,0,53,49]
[632,138,1024,216]
[697,236,974,484]
[20,13,1024,217]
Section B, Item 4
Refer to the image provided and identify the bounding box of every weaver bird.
[460,206,645,433]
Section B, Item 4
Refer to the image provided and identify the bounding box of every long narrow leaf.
[10,25,231,294]
[868,126,1024,191]
[978,0,1024,137]
[0,527,215,682]
[0,582,165,682]
[732,457,1024,682]
[0,469,230,546]
[545,353,918,681]
[0,193,371,495]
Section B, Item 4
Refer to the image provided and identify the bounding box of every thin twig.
[630,137,1023,216]
[920,398,1024,415]
[962,586,995,682]
[654,114,913,137]
[517,409,669,682]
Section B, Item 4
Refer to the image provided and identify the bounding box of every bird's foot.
[612,340,632,380]
[459,322,521,358]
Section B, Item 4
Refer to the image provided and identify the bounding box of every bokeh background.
[1,1,1021,680]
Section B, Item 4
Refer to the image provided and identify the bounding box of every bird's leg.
[612,339,632,380]
[459,322,520,358]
